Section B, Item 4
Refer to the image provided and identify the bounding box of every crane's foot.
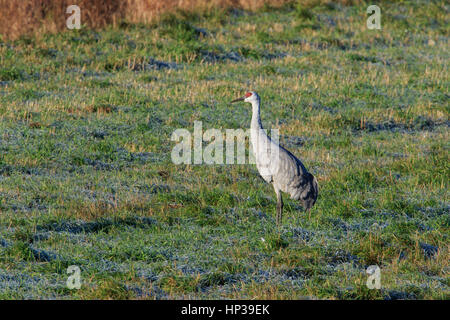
[306,208,311,220]
[276,204,283,226]
[275,190,283,226]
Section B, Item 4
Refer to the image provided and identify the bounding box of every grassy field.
[0,1,448,299]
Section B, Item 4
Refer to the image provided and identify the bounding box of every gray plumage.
[232,91,318,224]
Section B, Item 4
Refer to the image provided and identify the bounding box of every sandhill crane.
[231,91,318,225]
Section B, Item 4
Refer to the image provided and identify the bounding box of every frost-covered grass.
[0,1,448,299]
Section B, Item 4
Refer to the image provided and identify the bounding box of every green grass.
[0,1,449,299]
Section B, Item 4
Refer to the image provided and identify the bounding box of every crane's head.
[231,91,259,104]
[301,173,318,211]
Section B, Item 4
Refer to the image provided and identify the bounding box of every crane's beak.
[231,97,245,103]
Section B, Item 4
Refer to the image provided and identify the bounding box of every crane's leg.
[275,189,283,225]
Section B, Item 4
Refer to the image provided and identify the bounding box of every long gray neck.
[251,98,263,130]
